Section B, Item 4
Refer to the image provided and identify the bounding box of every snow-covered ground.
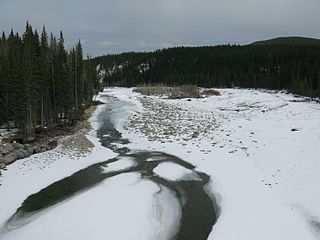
[107,87,320,240]
[0,91,181,240]
[1,172,180,240]
[1,87,319,240]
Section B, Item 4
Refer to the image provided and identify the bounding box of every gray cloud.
[97,41,120,46]
[0,0,319,56]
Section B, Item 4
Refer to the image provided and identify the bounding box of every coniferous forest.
[93,42,320,98]
[0,23,98,134]
[1,24,320,135]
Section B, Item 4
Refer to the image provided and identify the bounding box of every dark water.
[1,95,219,240]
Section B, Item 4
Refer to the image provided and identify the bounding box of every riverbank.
[107,87,320,240]
[0,103,102,170]
[0,89,212,240]
[0,97,117,230]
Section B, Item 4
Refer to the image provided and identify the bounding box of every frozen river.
[1,95,219,240]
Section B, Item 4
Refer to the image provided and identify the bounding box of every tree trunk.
[41,89,44,128]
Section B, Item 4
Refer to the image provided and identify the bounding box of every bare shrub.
[201,89,221,96]
[134,84,201,99]
[134,84,170,96]
[169,85,201,99]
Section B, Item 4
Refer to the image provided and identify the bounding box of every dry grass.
[133,84,170,97]
[134,84,201,99]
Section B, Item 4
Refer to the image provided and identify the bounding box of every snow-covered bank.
[0,96,117,233]
[109,87,320,240]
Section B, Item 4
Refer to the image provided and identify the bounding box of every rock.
[192,131,199,138]
[26,146,35,155]
[3,152,18,164]
[33,146,40,154]
[1,137,12,144]
[22,149,30,158]
[12,135,36,144]
[1,146,34,165]
[12,142,24,149]
[16,149,29,159]
[34,145,48,153]
[48,139,58,149]
[13,149,24,160]
[0,163,6,169]
[0,143,14,155]
[23,136,36,143]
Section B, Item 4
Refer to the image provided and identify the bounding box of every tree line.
[0,23,99,134]
[93,43,320,97]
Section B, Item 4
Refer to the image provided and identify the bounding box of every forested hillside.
[0,23,99,134]
[93,40,320,97]
[251,36,320,46]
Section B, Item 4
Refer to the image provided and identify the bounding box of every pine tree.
[75,40,83,109]
[0,23,99,132]
[7,30,23,129]
[22,23,41,134]
[40,26,50,127]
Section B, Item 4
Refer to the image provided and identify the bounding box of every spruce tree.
[0,23,103,131]
[40,26,50,127]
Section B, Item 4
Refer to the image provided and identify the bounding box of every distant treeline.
[0,23,99,134]
[93,44,320,97]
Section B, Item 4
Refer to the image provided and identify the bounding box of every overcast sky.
[0,0,319,56]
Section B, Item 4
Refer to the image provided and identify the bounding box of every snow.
[145,156,166,162]
[98,87,143,132]
[107,87,320,240]
[137,63,150,73]
[0,89,182,240]
[153,162,201,181]
[96,64,106,84]
[1,87,319,240]
[0,99,117,234]
[1,173,181,240]
[101,157,136,173]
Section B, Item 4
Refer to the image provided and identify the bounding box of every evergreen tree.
[40,26,50,127]
[96,44,320,97]
[0,23,99,133]
[22,23,42,134]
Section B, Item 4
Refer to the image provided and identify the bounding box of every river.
[2,94,219,240]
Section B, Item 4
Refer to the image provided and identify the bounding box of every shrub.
[201,89,221,96]
[134,84,201,99]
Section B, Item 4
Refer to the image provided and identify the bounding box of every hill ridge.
[250,36,320,46]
